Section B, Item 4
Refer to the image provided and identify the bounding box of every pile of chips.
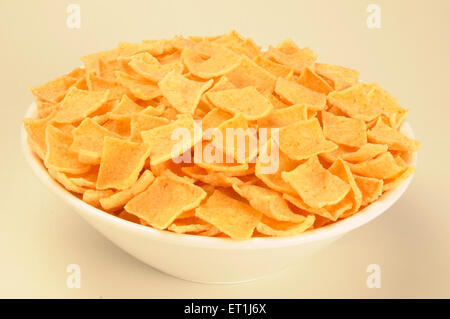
[24,31,419,240]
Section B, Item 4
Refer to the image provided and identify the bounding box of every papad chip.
[100,170,154,211]
[275,77,326,110]
[23,111,56,159]
[129,52,183,82]
[282,156,351,208]
[322,110,367,147]
[278,118,337,160]
[181,166,242,187]
[232,183,306,223]
[257,104,307,128]
[125,175,206,229]
[107,95,144,120]
[253,54,292,78]
[168,217,214,234]
[354,175,383,206]
[368,118,419,152]
[30,71,79,103]
[367,84,408,129]
[327,83,381,121]
[83,189,115,207]
[53,87,109,123]
[116,71,161,100]
[267,39,317,73]
[141,115,200,165]
[314,63,359,90]
[48,168,88,194]
[225,56,276,94]
[341,143,388,163]
[182,42,242,79]
[348,152,404,179]
[297,66,333,94]
[328,158,362,214]
[195,190,262,240]
[206,86,273,120]
[256,215,315,237]
[70,118,121,164]
[45,125,91,174]
[158,71,213,114]
[130,113,169,142]
[96,137,150,190]
[255,139,299,195]
[382,166,415,192]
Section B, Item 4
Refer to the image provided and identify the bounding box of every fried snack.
[24,31,419,239]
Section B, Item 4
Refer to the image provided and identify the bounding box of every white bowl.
[21,102,417,283]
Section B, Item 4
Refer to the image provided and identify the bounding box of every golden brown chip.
[107,95,144,120]
[328,158,362,215]
[30,72,79,103]
[354,175,384,206]
[195,190,262,240]
[278,118,337,160]
[141,114,200,165]
[181,166,242,187]
[116,71,162,100]
[297,66,333,94]
[275,77,326,110]
[69,167,99,189]
[202,108,233,131]
[225,55,276,94]
[382,166,415,192]
[322,110,367,147]
[102,118,131,137]
[367,84,408,129]
[53,87,109,123]
[83,189,115,207]
[125,175,206,229]
[100,170,154,211]
[368,118,420,152]
[182,41,242,79]
[282,156,351,208]
[86,72,131,100]
[158,71,213,114]
[256,215,315,237]
[314,63,359,90]
[129,52,183,82]
[70,118,121,165]
[253,54,292,78]
[45,125,91,174]
[48,168,88,194]
[257,104,307,128]
[23,111,57,159]
[267,39,317,73]
[206,86,273,120]
[36,100,59,119]
[255,139,299,195]
[341,143,388,163]
[129,113,169,142]
[327,83,381,121]
[348,152,404,179]
[168,217,214,234]
[232,183,305,223]
[212,30,261,59]
[96,137,150,190]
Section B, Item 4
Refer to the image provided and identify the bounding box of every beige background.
[1,0,449,298]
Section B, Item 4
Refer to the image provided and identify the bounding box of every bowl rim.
[22,102,417,250]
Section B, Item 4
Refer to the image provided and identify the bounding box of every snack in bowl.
[23,30,419,241]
